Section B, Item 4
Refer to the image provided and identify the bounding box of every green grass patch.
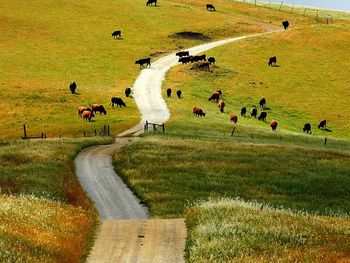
[186,198,350,262]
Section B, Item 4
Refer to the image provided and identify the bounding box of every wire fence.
[232,0,334,23]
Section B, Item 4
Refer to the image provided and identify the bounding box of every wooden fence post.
[108,125,110,135]
[324,137,327,145]
[162,123,165,133]
[23,124,27,139]
[231,127,236,136]
[279,1,283,11]
[83,131,86,137]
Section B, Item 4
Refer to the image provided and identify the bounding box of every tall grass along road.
[75,31,281,262]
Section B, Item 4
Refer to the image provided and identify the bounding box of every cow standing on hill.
[167,88,172,98]
[318,120,327,130]
[191,54,206,63]
[208,92,220,102]
[176,51,190,57]
[198,62,210,71]
[176,90,182,98]
[111,97,126,108]
[230,114,238,123]
[218,100,225,113]
[270,120,278,131]
[258,111,267,121]
[282,20,289,30]
[193,107,206,117]
[179,56,193,64]
[241,107,247,117]
[125,87,132,97]
[82,111,94,122]
[78,107,91,118]
[251,106,258,118]
[206,4,216,11]
[268,56,277,66]
[208,57,216,65]
[146,0,157,6]
[92,104,107,115]
[259,98,266,109]
[69,82,77,94]
[111,30,121,38]
[135,58,151,68]
[303,123,312,133]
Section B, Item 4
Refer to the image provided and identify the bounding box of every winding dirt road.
[75,31,281,262]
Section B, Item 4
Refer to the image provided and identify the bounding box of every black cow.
[111,97,126,108]
[268,56,277,66]
[135,58,151,68]
[176,90,182,98]
[167,88,172,98]
[318,120,327,130]
[282,20,289,30]
[251,107,258,118]
[258,111,267,121]
[303,123,312,134]
[176,51,190,57]
[146,0,157,6]
[241,107,247,117]
[125,87,132,97]
[69,82,77,94]
[259,98,266,109]
[206,4,216,11]
[208,57,216,65]
[112,30,121,38]
[191,54,206,63]
[179,56,192,64]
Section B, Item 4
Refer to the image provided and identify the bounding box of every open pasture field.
[0,0,317,138]
[164,24,350,139]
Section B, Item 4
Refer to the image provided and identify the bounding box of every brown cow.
[318,119,327,130]
[82,110,94,122]
[198,62,210,71]
[270,120,278,131]
[229,114,238,123]
[78,107,91,118]
[92,104,107,115]
[218,100,225,113]
[215,89,222,95]
[208,92,220,102]
[193,107,206,117]
[258,111,267,121]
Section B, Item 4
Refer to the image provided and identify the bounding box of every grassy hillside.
[164,25,350,139]
[186,198,350,262]
[0,0,316,138]
[0,137,112,262]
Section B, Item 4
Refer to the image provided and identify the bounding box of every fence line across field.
[232,0,333,23]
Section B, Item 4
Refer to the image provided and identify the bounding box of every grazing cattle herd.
[71,2,328,136]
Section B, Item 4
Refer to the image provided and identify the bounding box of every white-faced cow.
[206,4,215,11]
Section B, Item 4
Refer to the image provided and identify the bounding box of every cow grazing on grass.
[208,57,216,65]
[318,119,327,130]
[191,54,206,63]
[176,51,189,57]
[303,123,312,134]
[218,100,225,113]
[146,0,157,6]
[111,97,126,108]
[193,107,206,117]
[258,111,267,121]
[198,62,210,71]
[208,92,220,102]
[230,114,238,123]
[179,56,193,64]
[251,107,258,118]
[125,87,132,97]
[270,120,278,131]
[135,58,151,68]
[92,104,107,115]
[259,98,266,109]
[69,82,77,94]
[215,89,222,95]
[176,90,182,98]
[268,56,277,66]
[206,4,216,11]
[111,30,121,38]
[282,20,289,30]
[78,107,91,118]
[241,107,247,117]
[82,111,94,122]
[167,88,172,98]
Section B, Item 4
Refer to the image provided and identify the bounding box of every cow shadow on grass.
[114,37,124,40]
[262,107,271,110]
[271,65,281,67]
[321,128,332,132]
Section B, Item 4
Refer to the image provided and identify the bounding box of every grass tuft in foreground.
[186,198,350,262]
